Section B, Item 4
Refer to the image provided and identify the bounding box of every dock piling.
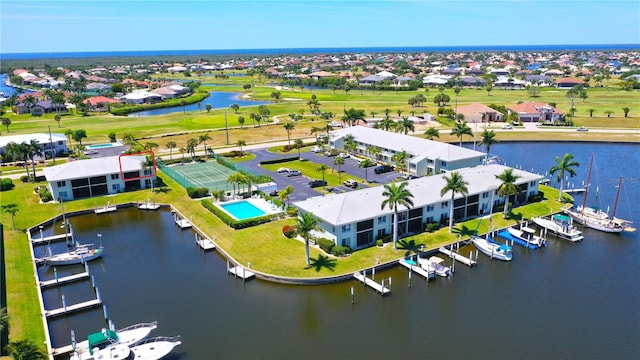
[388,277,392,291]
[408,266,412,287]
[54,267,58,284]
[372,267,375,281]
[95,287,101,302]
[351,286,354,304]
[102,304,108,320]
[91,275,95,289]
[61,294,67,312]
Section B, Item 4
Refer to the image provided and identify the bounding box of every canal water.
[127,91,269,117]
[39,142,639,359]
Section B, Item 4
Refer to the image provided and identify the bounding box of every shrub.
[0,178,14,191]
[424,222,440,233]
[318,238,335,253]
[282,224,297,238]
[376,239,383,247]
[331,245,352,256]
[187,187,209,199]
[39,187,53,202]
[259,156,299,165]
[20,175,30,183]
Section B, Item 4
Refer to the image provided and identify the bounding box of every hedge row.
[110,90,209,116]
[259,156,300,165]
[201,199,280,229]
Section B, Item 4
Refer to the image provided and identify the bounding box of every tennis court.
[162,161,238,194]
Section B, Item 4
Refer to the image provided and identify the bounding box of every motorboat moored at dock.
[471,235,513,261]
[532,214,584,242]
[497,226,546,249]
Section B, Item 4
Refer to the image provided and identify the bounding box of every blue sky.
[2,1,639,53]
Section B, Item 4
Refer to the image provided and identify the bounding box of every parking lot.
[240,148,401,202]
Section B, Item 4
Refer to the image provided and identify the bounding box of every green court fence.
[157,160,198,189]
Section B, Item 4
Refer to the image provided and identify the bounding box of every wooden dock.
[439,247,477,267]
[398,258,435,280]
[138,200,160,210]
[31,233,73,245]
[45,298,102,318]
[353,271,391,295]
[228,265,255,280]
[95,205,117,214]
[40,271,89,288]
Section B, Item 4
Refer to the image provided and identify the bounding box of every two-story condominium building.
[294,164,543,250]
[0,133,68,159]
[43,155,154,201]
[329,126,485,176]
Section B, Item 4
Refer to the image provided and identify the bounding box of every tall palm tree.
[278,185,294,208]
[198,133,212,156]
[424,127,440,140]
[366,145,382,161]
[294,138,304,158]
[166,141,177,160]
[186,138,199,158]
[379,115,394,131]
[1,203,19,230]
[5,339,47,360]
[396,116,415,135]
[440,172,469,233]
[316,164,329,183]
[297,211,320,266]
[122,132,137,146]
[283,122,295,146]
[27,139,43,180]
[310,126,321,144]
[549,153,580,201]
[451,121,473,146]
[359,158,374,182]
[333,156,345,183]
[227,172,246,195]
[179,147,186,163]
[381,181,414,249]
[495,168,522,218]
[480,129,498,158]
[16,142,31,179]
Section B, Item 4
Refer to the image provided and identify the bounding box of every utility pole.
[48,125,56,164]
[225,110,229,145]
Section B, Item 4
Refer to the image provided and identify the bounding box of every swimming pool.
[219,200,267,220]
[86,142,120,149]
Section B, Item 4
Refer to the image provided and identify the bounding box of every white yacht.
[532,214,584,242]
[471,236,513,261]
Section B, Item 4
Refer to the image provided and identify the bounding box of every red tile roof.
[83,96,120,106]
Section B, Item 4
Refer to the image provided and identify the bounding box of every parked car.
[287,170,302,177]
[502,124,513,129]
[577,126,589,132]
[269,190,279,197]
[277,167,290,173]
[311,146,324,153]
[397,174,418,181]
[309,180,328,188]
[337,153,350,159]
[374,164,394,174]
[344,179,358,188]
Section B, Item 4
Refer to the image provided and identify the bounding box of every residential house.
[43,155,155,201]
[0,133,69,158]
[83,96,120,111]
[120,90,162,104]
[508,102,565,123]
[456,103,503,123]
[555,77,586,88]
[294,164,543,250]
[329,126,485,176]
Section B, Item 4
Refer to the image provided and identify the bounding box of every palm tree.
[480,129,498,159]
[297,212,320,265]
[391,150,410,175]
[622,107,630,117]
[366,145,382,161]
[230,103,240,113]
[495,168,522,218]
[359,158,374,182]
[15,142,31,179]
[54,114,62,128]
[186,138,199,158]
[283,122,295,146]
[549,153,580,201]
[380,181,414,249]
[1,203,19,230]
[179,147,186,163]
[424,127,440,140]
[236,139,247,154]
[181,99,187,114]
[278,185,294,208]
[122,132,137,146]
[451,121,473,146]
[198,133,212,157]
[379,115,394,131]
[333,156,345,183]
[166,141,177,160]
[316,164,329,184]
[227,172,245,195]
[396,116,415,135]
[440,172,469,233]
[27,139,43,180]
[2,117,12,132]
[294,138,304,159]
[5,339,47,360]
[310,126,321,145]
[238,116,245,129]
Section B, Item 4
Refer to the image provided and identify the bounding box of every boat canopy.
[521,227,536,234]
[552,214,571,222]
[88,330,119,354]
[498,245,512,251]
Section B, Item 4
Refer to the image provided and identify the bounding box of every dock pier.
[439,246,477,267]
[227,261,255,281]
[39,269,89,288]
[31,232,74,245]
[353,270,391,295]
[45,292,103,318]
[195,233,215,250]
[398,258,434,281]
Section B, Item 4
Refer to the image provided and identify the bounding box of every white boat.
[507,227,546,247]
[418,256,451,277]
[37,243,103,265]
[471,236,512,261]
[532,214,584,242]
[71,330,180,360]
[69,322,157,358]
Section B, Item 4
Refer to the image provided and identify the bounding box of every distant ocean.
[2,44,639,60]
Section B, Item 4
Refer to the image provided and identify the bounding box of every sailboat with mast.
[565,155,634,233]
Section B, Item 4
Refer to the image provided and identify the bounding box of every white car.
[576,126,589,132]
[311,146,324,153]
[277,167,290,173]
[502,124,513,129]
[337,153,350,159]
